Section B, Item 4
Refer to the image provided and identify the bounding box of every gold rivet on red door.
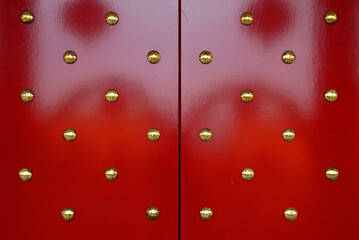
[20,10,34,24]
[63,51,77,64]
[199,128,213,141]
[199,51,212,64]
[105,89,119,102]
[282,129,296,142]
[147,50,161,64]
[105,167,118,181]
[63,129,77,142]
[284,207,298,221]
[105,12,119,25]
[19,168,32,182]
[62,208,75,221]
[242,168,255,181]
[147,128,160,141]
[241,89,254,103]
[282,51,295,64]
[146,207,159,220]
[200,207,213,221]
[326,167,339,181]
[324,11,338,24]
[20,89,34,103]
[240,12,254,25]
[324,89,338,102]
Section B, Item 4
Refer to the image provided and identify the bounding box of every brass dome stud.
[324,11,338,24]
[146,207,159,220]
[105,167,118,181]
[326,167,339,181]
[282,129,296,142]
[282,50,296,64]
[63,51,77,64]
[19,168,32,182]
[200,207,213,221]
[105,89,119,102]
[147,50,161,64]
[147,128,160,141]
[20,89,34,103]
[20,10,34,24]
[105,12,119,25]
[240,12,254,25]
[324,89,338,102]
[241,89,254,103]
[61,208,75,221]
[284,207,298,221]
[199,128,213,141]
[199,51,212,64]
[241,168,255,181]
[63,129,77,142]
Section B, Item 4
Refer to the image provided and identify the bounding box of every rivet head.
[20,89,34,103]
[63,51,77,64]
[282,129,296,142]
[325,11,338,24]
[20,10,34,24]
[62,208,75,221]
[324,89,338,102]
[282,50,296,64]
[105,89,119,102]
[284,207,298,221]
[240,12,254,25]
[19,168,32,182]
[326,167,339,181]
[146,207,159,220]
[200,207,213,221]
[199,128,213,141]
[105,12,119,25]
[147,128,160,141]
[105,167,118,181]
[241,89,254,103]
[241,168,255,181]
[199,51,212,64]
[147,50,160,64]
[63,129,77,142]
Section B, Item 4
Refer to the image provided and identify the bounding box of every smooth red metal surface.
[181,0,359,239]
[0,0,178,239]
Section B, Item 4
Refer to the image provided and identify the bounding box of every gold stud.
[63,129,77,142]
[200,207,213,221]
[19,168,32,182]
[240,12,254,25]
[61,208,75,221]
[20,89,34,103]
[199,128,213,141]
[20,10,34,24]
[282,129,296,142]
[63,51,77,64]
[324,89,338,102]
[325,11,338,24]
[147,128,160,141]
[105,89,119,102]
[199,51,212,64]
[147,50,160,64]
[284,207,298,221]
[105,12,119,25]
[326,167,339,181]
[282,50,295,64]
[241,89,254,103]
[241,168,255,181]
[146,207,159,220]
[105,167,118,181]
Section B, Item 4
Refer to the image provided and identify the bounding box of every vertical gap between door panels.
[178,0,181,239]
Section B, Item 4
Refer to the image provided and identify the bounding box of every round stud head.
[324,89,338,102]
[20,10,34,24]
[147,128,160,141]
[242,168,255,181]
[146,207,159,220]
[19,168,32,182]
[240,12,254,25]
[284,207,298,221]
[199,128,213,141]
[63,51,77,64]
[147,50,161,64]
[199,51,212,64]
[241,89,254,103]
[105,167,118,181]
[282,50,296,64]
[62,208,75,221]
[63,129,77,142]
[105,89,119,102]
[325,11,338,24]
[200,207,213,221]
[282,128,296,142]
[20,89,34,103]
[105,12,119,25]
[326,167,339,181]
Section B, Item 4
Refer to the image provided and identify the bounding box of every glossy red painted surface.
[181,0,359,239]
[0,0,178,239]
